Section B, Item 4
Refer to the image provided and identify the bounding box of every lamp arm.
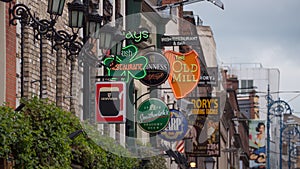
[55,30,78,43]
[9,3,32,26]
[9,4,55,35]
[52,29,78,50]
[67,41,83,59]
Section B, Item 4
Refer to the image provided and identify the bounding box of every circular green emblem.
[137,98,171,133]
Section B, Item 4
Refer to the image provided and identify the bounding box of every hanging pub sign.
[124,27,150,44]
[158,109,188,142]
[161,35,199,46]
[103,45,148,83]
[183,97,220,157]
[198,67,218,87]
[249,120,266,168]
[183,115,220,157]
[140,52,170,86]
[164,50,200,99]
[189,97,220,115]
[137,98,171,133]
[95,82,126,123]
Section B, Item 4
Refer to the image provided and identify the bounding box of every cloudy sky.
[185,0,300,114]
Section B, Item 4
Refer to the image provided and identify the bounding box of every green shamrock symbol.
[103,45,148,82]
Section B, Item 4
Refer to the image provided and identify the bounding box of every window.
[240,80,254,94]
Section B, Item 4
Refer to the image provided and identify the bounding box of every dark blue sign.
[158,109,188,142]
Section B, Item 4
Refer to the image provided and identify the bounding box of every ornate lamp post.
[280,117,300,169]
[266,84,293,169]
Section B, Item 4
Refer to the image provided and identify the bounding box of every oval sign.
[140,52,170,86]
[137,98,171,133]
[158,109,188,142]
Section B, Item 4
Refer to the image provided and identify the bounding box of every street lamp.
[204,157,215,169]
[110,31,125,56]
[280,117,300,169]
[98,25,114,50]
[266,84,292,169]
[86,3,102,39]
[189,161,197,168]
[47,0,66,18]
[68,0,85,29]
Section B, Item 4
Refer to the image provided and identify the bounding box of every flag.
[176,140,185,153]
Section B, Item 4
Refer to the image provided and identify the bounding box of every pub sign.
[95,82,126,123]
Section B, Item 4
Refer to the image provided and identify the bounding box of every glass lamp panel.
[77,11,84,28]
[71,11,78,27]
[116,43,122,55]
[47,0,53,13]
[58,0,66,16]
[89,21,96,37]
[104,33,112,49]
[95,23,101,38]
[99,32,106,49]
[50,0,59,14]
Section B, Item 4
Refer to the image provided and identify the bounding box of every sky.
[185,0,300,114]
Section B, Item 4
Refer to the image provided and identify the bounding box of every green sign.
[124,28,150,43]
[103,45,148,82]
[137,98,171,133]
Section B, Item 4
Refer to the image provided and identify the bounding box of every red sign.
[95,82,126,123]
[164,50,200,99]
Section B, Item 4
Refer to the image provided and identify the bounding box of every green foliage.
[0,97,140,169]
[12,97,80,168]
[71,122,140,169]
[141,155,167,169]
[135,141,167,169]
[0,105,26,158]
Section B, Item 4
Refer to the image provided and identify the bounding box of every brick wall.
[15,0,75,112]
[6,1,16,108]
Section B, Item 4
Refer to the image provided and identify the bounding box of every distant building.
[223,63,280,168]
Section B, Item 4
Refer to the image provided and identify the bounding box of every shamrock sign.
[103,45,148,82]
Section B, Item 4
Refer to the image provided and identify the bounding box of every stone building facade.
[16,0,76,112]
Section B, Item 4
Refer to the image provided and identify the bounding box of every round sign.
[137,98,171,133]
[140,52,170,86]
[158,109,188,142]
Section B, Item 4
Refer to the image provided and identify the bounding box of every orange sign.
[164,50,200,99]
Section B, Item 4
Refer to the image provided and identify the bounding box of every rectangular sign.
[189,97,220,115]
[161,35,199,46]
[249,120,266,168]
[184,97,220,157]
[95,82,126,123]
[198,67,218,87]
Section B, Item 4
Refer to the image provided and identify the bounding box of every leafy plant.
[0,97,140,168]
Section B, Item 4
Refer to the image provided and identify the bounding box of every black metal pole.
[82,0,90,120]
[288,130,291,169]
[267,84,270,169]
[280,119,283,169]
[70,58,73,112]
[39,36,43,98]
[20,22,25,98]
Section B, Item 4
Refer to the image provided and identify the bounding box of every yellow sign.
[189,97,219,115]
